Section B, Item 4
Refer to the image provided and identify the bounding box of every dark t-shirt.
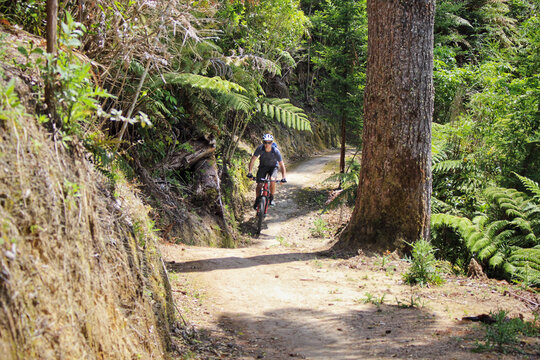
[253,144,282,168]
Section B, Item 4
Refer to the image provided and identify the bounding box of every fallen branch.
[504,290,539,310]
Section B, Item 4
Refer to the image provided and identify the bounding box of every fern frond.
[432,159,465,173]
[510,217,532,233]
[508,248,540,267]
[472,215,489,229]
[488,251,505,268]
[219,92,253,112]
[225,55,281,76]
[507,234,535,248]
[505,208,525,218]
[485,220,509,238]
[431,144,448,165]
[431,197,454,214]
[492,229,516,244]
[277,50,296,68]
[258,98,311,132]
[161,73,246,94]
[473,236,494,255]
[514,172,540,200]
[477,242,498,260]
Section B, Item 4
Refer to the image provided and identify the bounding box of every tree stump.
[467,258,487,280]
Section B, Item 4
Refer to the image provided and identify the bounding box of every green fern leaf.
[489,251,505,268]
[473,215,489,229]
[466,232,484,249]
[258,98,311,132]
[161,73,246,94]
[485,220,510,238]
[220,93,254,112]
[478,243,498,260]
[511,217,532,233]
[514,173,540,200]
[432,159,465,173]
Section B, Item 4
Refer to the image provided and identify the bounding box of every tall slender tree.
[334,0,435,253]
[45,0,58,122]
[311,0,367,173]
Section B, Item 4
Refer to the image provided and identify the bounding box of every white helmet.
[262,133,274,142]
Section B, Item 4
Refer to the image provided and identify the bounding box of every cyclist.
[247,134,287,208]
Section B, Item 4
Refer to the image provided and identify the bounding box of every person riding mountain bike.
[247,134,287,208]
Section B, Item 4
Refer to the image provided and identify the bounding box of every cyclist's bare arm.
[248,155,258,174]
[278,160,286,180]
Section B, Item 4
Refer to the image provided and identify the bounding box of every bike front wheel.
[256,196,266,235]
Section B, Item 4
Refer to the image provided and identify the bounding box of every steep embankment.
[0,34,175,359]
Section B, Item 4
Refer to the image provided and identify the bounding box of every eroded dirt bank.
[160,152,539,359]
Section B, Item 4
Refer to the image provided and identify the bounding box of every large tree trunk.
[335,0,435,253]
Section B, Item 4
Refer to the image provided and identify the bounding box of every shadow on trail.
[166,250,325,273]
[217,305,481,359]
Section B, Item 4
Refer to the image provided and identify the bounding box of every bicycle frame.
[251,176,281,235]
[257,178,280,214]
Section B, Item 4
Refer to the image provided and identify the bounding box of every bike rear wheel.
[256,196,266,235]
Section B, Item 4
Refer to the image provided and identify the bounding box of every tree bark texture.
[336,0,435,253]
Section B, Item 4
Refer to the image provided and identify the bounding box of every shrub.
[403,239,444,286]
[474,310,539,354]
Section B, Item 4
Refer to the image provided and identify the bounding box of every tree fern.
[431,179,540,285]
[154,72,311,133]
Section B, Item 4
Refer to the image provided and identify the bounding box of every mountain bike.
[250,176,286,236]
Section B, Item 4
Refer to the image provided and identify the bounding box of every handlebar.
[250,178,286,183]
[247,175,286,183]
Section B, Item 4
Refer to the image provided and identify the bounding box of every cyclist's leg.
[254,166,267,209]
[268,166,278,204]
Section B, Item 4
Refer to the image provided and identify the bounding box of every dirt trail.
[160,152,538,360]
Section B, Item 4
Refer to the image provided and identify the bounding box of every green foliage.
[161,73,247,94]
[217,0,309,63]
[402,239,444,287]
[310,217,329,238]
[41,15,111,138]
[0,0,48,35]
[395,294,426,309]
[256,98,311,132]
[310,0,367,141]
[473,310,539,354]
[432,2,539,188]
[431,176,540,285]
[0,77,26,125]
[323,157,361,207]
[514,172,540,200]
[360,292,385,307]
